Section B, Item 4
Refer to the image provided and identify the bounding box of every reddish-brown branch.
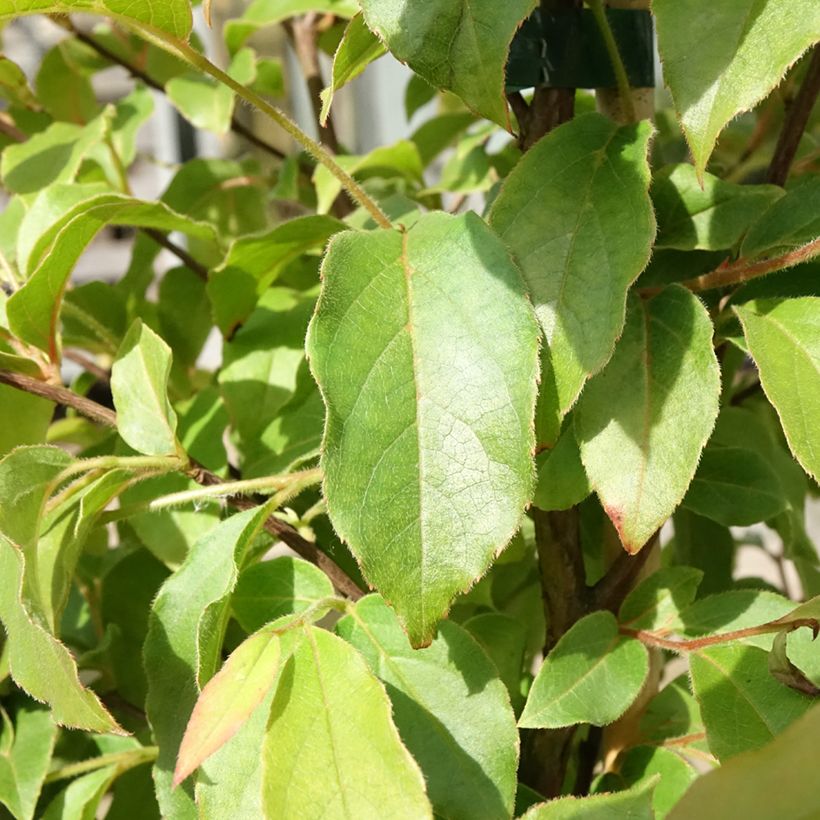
[641,237,820,296]
[0,369,363,600]
[621,617,817,652]
[767,46,820,186]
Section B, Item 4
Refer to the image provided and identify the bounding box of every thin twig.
[767,46,820,186]
[63,350,111,383]
[142,229,210,280]
[0,112,26,142]
[587,0,637,123]
[641,237,820,296]
[0,370,363,599]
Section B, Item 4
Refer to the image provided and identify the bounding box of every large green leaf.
[668,704,820,820]
[7,191,218,356]
[735,298,820,482]
[652,164,782,251]
[144,506,270,818]
[307,212,539,646]
[575,287,721,552]
[489,114,655,441]
[0,386,53,457]
[337,595,519,820]
[690,643,812,760]
[0,703,57,820]
[619,567,703,633]
[111,320,180,457]
[261,624,432,819]
[519,611,649,729]
[359,0,536,127]
[653,0,820,176]
[0,0,193,37]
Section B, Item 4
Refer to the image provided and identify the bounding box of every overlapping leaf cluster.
[0,0,818,818]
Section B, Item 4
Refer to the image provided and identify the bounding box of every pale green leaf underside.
[111,320,179,457]
[576,286,721,553]
[489,113,655,436]
[0,0,192,37]
[7,191,218,355]
[337,594,519,820]
[519,611,649,729]
[320,14,386,126]
[308,212,538,647]
[668,704,820,820]
[359,0,537,128]
[262,625,432,819]
[735,298,820,482]
[654,0,820,175]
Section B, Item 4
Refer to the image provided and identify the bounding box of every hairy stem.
[587,0,637,123]
[44,746,158,784]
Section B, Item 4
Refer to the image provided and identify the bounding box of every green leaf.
[690,643,813,760]
[262,624,432,819]
[307,212,539,646]
[41,765,118,820]
[741,177,820,259]
[174,627,281,786]
[463,611,528,712]
[0,535,123,734]
[0,703,57,820]
[576,287,721,552]
[680,590,793,650]
[208,216,343,336]
[0,56,37,108]
[7,191,218,355]
[194,684,276,818]
[144,506,269,818]
[411,111,476,167]
[735,298,820,482]
[312,140,424,215]
[619,567,703,633]
[36,41,100,125]
[532,425,590,512]
[0,386,54,457]
[671,510,735,597]
[337,595,519,819]
[521,779,656,819]
[219,287,319,474]
[0,0,193,38]
[232,556,334,634]
[111,320,180,457]
[405,73,436,121]
[320,13,386,125]
[0,110,111,195]
[167,47,256,134]
[224,0,358,54]
[639,675,704,746]
[519,611,649,729]
[681,445,788,526]
[668,703,820,820]
[597,745,696,819]
[489,114,655,435]
[652,164,782,251]
[653,0,820,176]
[359,0,536,127]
